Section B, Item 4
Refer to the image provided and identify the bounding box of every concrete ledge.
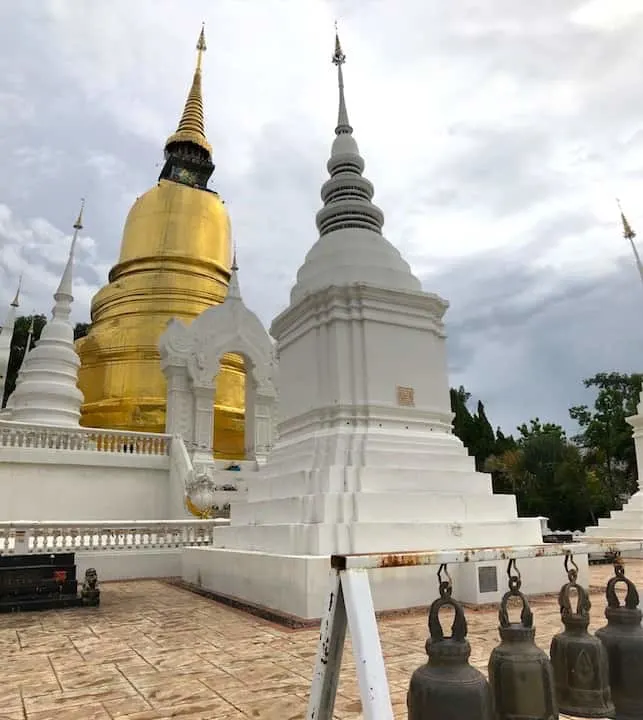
[180,547,586,623]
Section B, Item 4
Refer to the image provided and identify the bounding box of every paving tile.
[0,563,639,720]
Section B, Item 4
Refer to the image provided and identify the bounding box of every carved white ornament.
[159,267,278,460]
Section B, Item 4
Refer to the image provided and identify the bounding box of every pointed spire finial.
[617,198,635,239]
[165,25,212,156]
[74,198,85,231]
[617,199,643,289]
[332,23,352,135]
[10,275,22,307]
[196,23,207,71]
[227,242,241,301]
[54,198,85,309]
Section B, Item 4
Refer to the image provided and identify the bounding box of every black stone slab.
[0,595,84,613]
[0,564,77,596]
[0,553,83,612]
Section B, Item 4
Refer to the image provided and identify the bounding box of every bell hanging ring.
[549,552,614,718]
[488,558,559,720]
[407,564,493,720]
[596,558,643,720]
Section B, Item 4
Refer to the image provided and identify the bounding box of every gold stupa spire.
[617,199,643,288]
[165,23,212,156]
[10,275,22,308]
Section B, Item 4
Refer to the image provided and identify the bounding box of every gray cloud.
[1,0,642,440]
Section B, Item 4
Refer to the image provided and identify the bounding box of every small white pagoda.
[9,202,85,427]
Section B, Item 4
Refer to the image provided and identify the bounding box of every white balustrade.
[0,519,229,555]
[0,421,171,456]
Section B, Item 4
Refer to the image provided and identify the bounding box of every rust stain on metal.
[378,552,426,568]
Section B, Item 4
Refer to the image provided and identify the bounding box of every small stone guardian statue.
[81,567,100,607]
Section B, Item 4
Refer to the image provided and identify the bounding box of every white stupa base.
[585,490,643,556]
[181,545,586,622]
[193,426,585,621]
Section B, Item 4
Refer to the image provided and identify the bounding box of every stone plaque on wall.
[396,386,415,407]
[478,565,498,594]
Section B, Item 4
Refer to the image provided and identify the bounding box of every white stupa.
[0,279,21,406]
[183,33,577,619]
[586,205,643,541]
[10,202,85,427]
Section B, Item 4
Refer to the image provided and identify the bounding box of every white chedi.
[10,203,85,427]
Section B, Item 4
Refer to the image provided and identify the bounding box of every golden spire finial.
[617,198,635,239]
[10,275,22,307]
[165,24,212,156]
[74,198,85,231]
[197,22,206,71]
[617,199,643,288]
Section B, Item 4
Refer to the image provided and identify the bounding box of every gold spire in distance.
[10,275,22,307]
[618,198,635,239]
[617,199,643,288]
[165,23,212,156]
[74,198,85,231]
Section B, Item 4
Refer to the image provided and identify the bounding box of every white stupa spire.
[315,28,384,238]
[0,276,22,407]
[227,243,242,301]
[10,201,85,426]
[289,28,421,304]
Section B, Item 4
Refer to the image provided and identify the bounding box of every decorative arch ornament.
[159,269,278,468]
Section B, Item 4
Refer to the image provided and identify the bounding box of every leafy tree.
[2,314,46,407]
[569,372,643,505]
[1,316,90,407]
[74,322,91,341]
[450,386,475,448]
[450,386,500,472]
[485,418,600,530]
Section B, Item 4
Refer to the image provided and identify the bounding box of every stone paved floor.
[0,561,640,719]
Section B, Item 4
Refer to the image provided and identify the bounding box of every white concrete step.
[215,517,543,555]
[231,491,517,526]
[249,467,493,501]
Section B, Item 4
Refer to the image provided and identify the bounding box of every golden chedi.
[76,26,245,458]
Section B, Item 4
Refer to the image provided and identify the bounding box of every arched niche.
[159,284,278,464]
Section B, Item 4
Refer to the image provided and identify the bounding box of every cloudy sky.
[1,0,643,436]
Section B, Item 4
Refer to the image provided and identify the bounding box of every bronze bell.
[595,560,643,720]
[408,564,493,720]
[549,553,615,718]
[488,559,559,720]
